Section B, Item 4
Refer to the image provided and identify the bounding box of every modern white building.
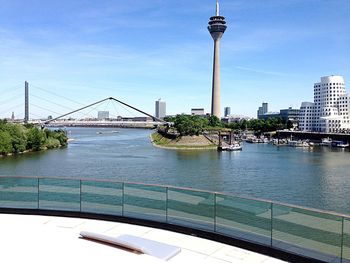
[299,102,315,132]
[299,75,349,133]
[155,99,166,120]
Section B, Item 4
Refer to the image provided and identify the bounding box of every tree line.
[0,120,68,155]
[163,115,292,136]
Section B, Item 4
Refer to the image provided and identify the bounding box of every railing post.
[79,180,82,213]
[270,202,273,248]
[37,178,40,210]
[166,187,168,223]
[122,182,125,217]
[341,217,344,263]
[214,193,217,233]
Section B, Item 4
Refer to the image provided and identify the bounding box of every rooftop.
[0,213,285,263]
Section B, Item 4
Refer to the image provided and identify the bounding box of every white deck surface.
[0,214,286,263]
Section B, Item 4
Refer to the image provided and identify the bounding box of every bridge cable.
[31,84,86,107]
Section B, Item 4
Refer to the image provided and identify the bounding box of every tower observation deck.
[208,0,227,118]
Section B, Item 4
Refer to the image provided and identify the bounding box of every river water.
[1,127,350,214]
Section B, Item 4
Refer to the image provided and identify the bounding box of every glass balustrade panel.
[215,194,271,246]
[0,177,38,209]
[343,217,350,263]
[167,188,215,231]
[81,180,122,216]
[272,204,342,263]
[39,178,80,211]
[123,183,166,222]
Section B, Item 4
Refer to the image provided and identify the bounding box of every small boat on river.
[218,142,242,151]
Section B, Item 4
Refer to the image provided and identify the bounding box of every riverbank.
[0,145,67,158]
[150,132,216,150]
[0,121,68,157]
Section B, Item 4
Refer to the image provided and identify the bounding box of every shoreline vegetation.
[0,120,68,157]
[151,114,291,150]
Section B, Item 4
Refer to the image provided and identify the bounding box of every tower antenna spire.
[216,0,220,16]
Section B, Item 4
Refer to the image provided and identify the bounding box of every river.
[1,127,350,214]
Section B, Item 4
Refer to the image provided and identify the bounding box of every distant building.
[257,102,299,122]
[132,117,153,122]
[280,107,300,122]
[191,108,205,116]
[258,112,280,120]
[257,102,268,118]
[11,112,15,121]
[222,115,252,123]
[299,75,350,133]
[224,107,231,117]
[155,99,166,120]
[98,111,109,120]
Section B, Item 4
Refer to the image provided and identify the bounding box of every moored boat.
[218,142,242,151]
[320,137,332,146]
[331,140,349,148]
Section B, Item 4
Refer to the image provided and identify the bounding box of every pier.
[277,130,350,143]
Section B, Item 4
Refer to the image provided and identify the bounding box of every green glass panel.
[123,183,166,222]
[343,218,350,263]
[272,204,342,263]
[0,177,38,209]
[39,178,80,211]
[167,188,214,231]
[215,194,271,245]
[81,180,122,216]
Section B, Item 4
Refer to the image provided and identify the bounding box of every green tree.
[208,115,222,127]
[0,131,13,154]
[51,130,68,147]
[26,127,46,151]
[4,124,27,153]
[173,115,209,136]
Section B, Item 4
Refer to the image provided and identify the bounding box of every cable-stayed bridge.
[0,82,165,128]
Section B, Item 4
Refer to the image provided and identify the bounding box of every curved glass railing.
[0,176,349,263]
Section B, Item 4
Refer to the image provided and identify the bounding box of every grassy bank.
[151,132,216,150]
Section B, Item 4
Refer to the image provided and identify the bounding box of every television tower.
[208,0,227,118]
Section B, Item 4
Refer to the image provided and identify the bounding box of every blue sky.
[0,0,350,119]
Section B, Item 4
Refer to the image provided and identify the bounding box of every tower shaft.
[208,0,227,118]
[211,39,221,117]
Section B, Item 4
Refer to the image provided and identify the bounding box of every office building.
[155,99,166,120]
[208,0,227,118]
[257,102,268,119]
[299,75,349,133]
[97,111,109,120]
[224,107,231,117]
[257,102,299,122]
[280,107,300,122]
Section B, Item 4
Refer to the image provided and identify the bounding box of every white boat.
[228,142,243,151]
[288,140,310,147]
[320,138,332,146]
[218,142,242,151]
